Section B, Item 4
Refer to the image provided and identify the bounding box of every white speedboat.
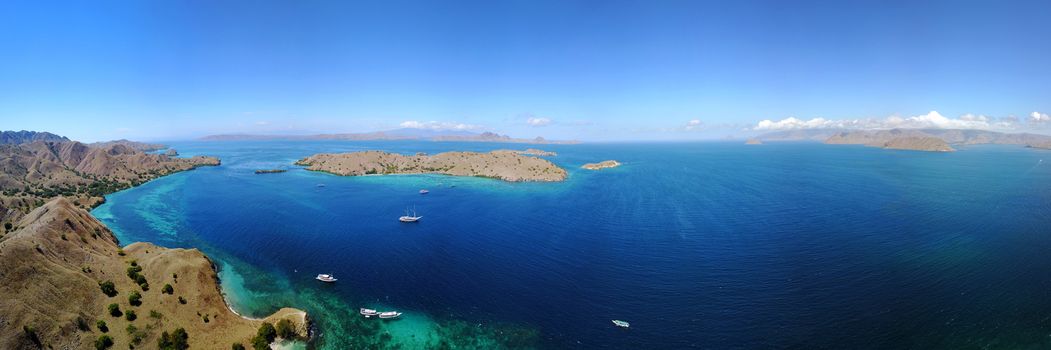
[419,189,429,194]
[360,308,379,318]
[378,311,402,319]
[315,274,337,283]
[612,320,630,328]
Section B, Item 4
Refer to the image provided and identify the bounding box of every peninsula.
[581,160,621,170]
[295,150,568,182]
[0,134,220,225]
[826,130,955,152]
[0,131,308,349]
[0,198,308,349]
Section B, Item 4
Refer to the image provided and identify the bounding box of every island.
[581,160,621,170]
[295,150,568,182]
[254,169,287,174]
[825,130,955,152]
[491,148,557,156]
[165,149,179,157]
[745,139,763,145]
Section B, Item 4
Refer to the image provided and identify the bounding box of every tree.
[162,284,174,294]
[128,291,142,306]
[96,320,108,333]
[95,335,114,350]
[275,319,296,339]
[107,303,122,317]
[158,328,190,350]
[251,335,270,350]
[99,280,117,297]
[257,322,277,342]
[125,309,137,321]
[231,343,246,350]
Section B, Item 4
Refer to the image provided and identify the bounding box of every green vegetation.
[4,222,12,231]
[125,309,137,321]
[126,324,147,346]
[128,291,142,306]
[96,320,108,332]
[162,283,174,294]
[107,303,122,317]
[117,248,125,256]
[99,280,117,297]
[249,322,277,349]
[276,319,296,339]
[232,343,246,350]
[178,296,187,304]
[94,335,114,350]
[22,325,40,346]
[158,328,190,350]
[150,310,163,319]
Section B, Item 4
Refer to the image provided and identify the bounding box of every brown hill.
[0,198,307,349]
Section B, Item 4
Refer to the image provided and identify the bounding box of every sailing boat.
[399,207,422,222]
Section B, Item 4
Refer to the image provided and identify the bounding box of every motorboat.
[315,274,337,283]
[360,308,379,318]
[612,320,630,328]
[378,311,402,319]
[419,189,429,194]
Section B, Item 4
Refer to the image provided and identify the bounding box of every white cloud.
[754,111,1001,131]
[254,121,270,126]
[526,117,552,127]
[685,119,703,131]
[1029,111,1050,123]
[399,120,482,130]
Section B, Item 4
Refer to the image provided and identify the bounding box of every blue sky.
[1,0,1049,142]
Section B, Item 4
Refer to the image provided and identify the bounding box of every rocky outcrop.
[295,150,568,182]
[0,198,307,349]
[581,160,621,170]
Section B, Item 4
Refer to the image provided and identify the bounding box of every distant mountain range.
[757,128,1051,152]
[199,128,579,144]
[0,131,70,145]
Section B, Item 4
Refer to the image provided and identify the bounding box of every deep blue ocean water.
[91,141,1051,349]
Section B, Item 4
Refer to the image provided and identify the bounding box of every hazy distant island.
[295,150,568,182]
[200,128,579,144]
[581,160,621,170]
[254,169,287,174]
[757,128,1051,152]
[0,131,308,349]
[495,148,557,156]
[745,139,763,145]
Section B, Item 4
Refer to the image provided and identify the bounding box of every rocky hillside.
[0,131,69,145]
[296,150,568,182]
[0,138,219,228]
[0,198,307,349]
[763,128,1051,151]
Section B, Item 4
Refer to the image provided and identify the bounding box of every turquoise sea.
[92,141,1051,349]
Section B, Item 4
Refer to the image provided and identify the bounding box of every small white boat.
[360,308,379,318]
[399,207,422,223]
[316,184,326,187]
[315,274,337,283]
[378,311,402,319]
[419,189,429,194]
[612,320,630,328]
